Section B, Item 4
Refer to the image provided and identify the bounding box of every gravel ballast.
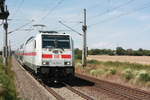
[12,57,56,100]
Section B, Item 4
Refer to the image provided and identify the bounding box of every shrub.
[87,60,100,64]
[90,69,105,76]
[137,70,150,82]
[74,48,82,60]
[0,57,20,100]
[75,54,82,60]
[123,68,134,80]
[108,68,117,75]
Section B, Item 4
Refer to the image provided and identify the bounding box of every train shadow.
[46,76,95,88]
[65,76,95,87]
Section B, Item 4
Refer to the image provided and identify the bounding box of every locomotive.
[16,30,75,82]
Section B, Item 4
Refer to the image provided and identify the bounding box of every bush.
[0,57,20,100]
[74,48,82,60]
[137,70,150,82]
[75,54,82,60]
[90,69,105,76]
[123,68,134,80]
[87,60,100,64]
[108,68,117,75]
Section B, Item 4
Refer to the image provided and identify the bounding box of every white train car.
[17,31,75,82]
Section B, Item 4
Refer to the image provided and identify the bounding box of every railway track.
[62,82,94,100]
[18,61,94,100]
[38,81,65,100]
[29,73,93,100]
[36,78,94,100]
[76,73,150,100]
[38,80,94,100]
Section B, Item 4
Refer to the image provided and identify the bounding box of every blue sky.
[1,0,150,50]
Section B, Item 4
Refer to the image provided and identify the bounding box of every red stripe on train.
[24,52,36,56]
[42,54,71,59]
[61,54,71,59]
[17,52,36,56]
[42,54,53,58]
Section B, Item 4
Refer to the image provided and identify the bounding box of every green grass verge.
[77,60,150,84]
[0,57,20,100]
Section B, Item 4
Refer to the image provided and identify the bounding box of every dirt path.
[12,57,56,100]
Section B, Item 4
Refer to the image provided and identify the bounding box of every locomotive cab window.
[42,35,70,49]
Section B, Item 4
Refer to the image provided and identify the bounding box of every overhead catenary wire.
[8,20,34,34]
[89,2,150,28]
[59,21,82,36]
[11,0,25,18]
[9,0,66,33]
[58,9,83,29]
[73,0,136,30]
[37,0,65,22]
[9,0,25,26]
[88,0,135,20]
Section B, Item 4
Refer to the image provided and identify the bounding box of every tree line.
[75,47,150,59]
[115,47,150,56]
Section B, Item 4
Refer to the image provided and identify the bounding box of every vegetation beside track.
[76,59,150,90]
[0,57,20,100]
[75,47,150,56]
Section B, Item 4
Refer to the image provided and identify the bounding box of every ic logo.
[54,55,59,59]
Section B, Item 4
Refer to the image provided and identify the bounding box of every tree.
[116,47,126,55]
[126,49,134,55]
[74,48,82,59]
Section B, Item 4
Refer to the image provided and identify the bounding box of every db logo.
[54,55,59,58]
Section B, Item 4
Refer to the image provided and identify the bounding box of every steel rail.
[63,82,94,100]
[44,85,65,100]
[76,73,150,100]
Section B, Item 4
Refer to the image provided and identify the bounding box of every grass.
[122,68,134,80]
[76,59,150,90]
[136,70,150,82]
[0,57,20,100]
[108,68,117,75]
[90,69,105,76]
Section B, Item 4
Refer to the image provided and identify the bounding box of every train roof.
[39,30,70,36]
[39,30,58,33]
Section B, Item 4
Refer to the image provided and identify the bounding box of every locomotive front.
[38,33,75,82]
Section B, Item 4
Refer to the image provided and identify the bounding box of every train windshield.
[42,35,70,49]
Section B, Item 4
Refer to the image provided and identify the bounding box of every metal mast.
[0,0,9,66]
[82,8,87,67]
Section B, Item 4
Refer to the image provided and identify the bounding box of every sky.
[1,0,150,50]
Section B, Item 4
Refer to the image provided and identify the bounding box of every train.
[15,30,75,82]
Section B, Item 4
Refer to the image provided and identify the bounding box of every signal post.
[0,0,9,66]
[82,9,87,67]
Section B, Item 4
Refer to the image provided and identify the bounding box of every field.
[88,55,150,65]
[76,55,150,92]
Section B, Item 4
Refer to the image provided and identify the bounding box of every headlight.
[64,61,71,65]
[42,61,49,65]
